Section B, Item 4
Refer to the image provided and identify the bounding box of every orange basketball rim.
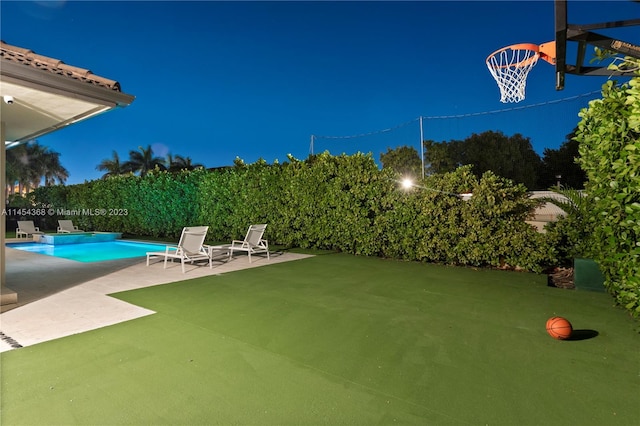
[486,41,556,103]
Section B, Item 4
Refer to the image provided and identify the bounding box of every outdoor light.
[398,177,471,201]
[401,178,414,190]
[3,95,14,105]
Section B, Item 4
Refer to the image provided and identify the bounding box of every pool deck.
[0,241,312,353]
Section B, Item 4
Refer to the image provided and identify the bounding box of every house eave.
[1,60,135,108]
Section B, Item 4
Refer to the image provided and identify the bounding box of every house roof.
[1,41,122,92]
[1,41,136,306]
[1,41,134,144]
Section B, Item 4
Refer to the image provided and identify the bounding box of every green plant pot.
[573,258,606,292]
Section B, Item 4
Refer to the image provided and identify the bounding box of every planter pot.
[573,258,606,292]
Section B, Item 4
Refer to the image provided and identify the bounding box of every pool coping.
[35,231,123,245]
[0,243,312,352]
[7,238,170,262]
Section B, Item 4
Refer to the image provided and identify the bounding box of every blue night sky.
[1,1,639,184]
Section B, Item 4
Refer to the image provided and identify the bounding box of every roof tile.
[1,40,123,92]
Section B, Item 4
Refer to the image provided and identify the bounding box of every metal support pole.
[1,123,6,293]
[310,135,314,155]
[419,116,424,179]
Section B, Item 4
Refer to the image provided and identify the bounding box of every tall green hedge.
[32,153,551,273]
[576,77,640,317]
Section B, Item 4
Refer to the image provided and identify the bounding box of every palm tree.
[123,145,166,177]
[543,187,589,220]
[167,154,204,172]
[37,149,69,186]
[6,149,19,198]
[96,151,128,179]
[5,141,67,197]
[25,143,48,190]
[543,187,595,260]
[6,144,27,197]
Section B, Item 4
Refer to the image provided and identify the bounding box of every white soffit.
[1,80,110,143]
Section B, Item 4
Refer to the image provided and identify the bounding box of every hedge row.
[576,77,640,317]
[32,153,551,272]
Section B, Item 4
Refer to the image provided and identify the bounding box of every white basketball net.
[487,45,540,103]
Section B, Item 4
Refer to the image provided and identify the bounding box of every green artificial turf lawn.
[2,253,639,425]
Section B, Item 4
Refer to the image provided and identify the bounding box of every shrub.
[542,187,597,266]
[575,76,640,317]
[30,153,553,272]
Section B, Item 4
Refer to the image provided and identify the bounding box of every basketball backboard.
[487,0,640,102]
[555,0,640,90]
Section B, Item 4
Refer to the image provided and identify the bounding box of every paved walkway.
[0,246,311,352]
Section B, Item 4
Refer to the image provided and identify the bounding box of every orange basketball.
[546,316,573,340]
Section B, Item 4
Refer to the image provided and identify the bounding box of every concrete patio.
[0,244,311,352]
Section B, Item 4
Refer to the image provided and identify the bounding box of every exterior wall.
[1,122,5,285]
[526,191,569,233]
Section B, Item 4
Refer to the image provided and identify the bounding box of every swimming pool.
[7,240,168,263]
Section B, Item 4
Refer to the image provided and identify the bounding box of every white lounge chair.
[213,224,269,263]
[146,226,211,273]
[16,221,45,239]
[57,220,84,233]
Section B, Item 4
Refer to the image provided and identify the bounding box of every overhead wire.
[312,90,601,140]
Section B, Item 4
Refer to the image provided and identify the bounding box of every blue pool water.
[7,240,167,263]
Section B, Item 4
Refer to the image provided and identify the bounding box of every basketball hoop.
[486,42,556,103]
